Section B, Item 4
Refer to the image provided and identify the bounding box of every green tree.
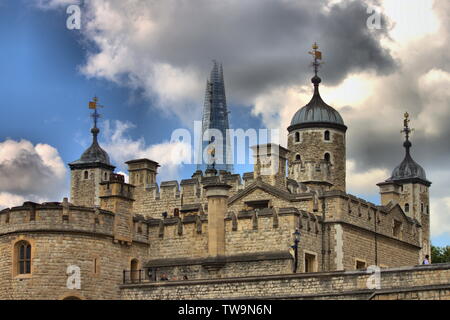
[431,245,450,263]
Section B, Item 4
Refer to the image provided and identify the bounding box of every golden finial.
[88,96,105,129]
[401,111,414,140]
[308,42,323,76]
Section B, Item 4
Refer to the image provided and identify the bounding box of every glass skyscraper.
[197,61,233,173]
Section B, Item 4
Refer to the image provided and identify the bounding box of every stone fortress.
[0,45,449,300]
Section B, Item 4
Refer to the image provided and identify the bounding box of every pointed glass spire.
[197,61,233,173]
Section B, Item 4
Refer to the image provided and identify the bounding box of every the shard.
[197,61,233,173]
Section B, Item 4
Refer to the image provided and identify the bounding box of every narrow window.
[104,172,108,181]
[130,259,139,283]
[393,220,402,237]
[324,130,330,141]
[84,171,89,179]
[405,203,409,213]
[295,132,300,143]
[295,154,301,161]
[93,258,100,275]
[16,241,32,275]
[421,203,424,214]
[324,153,331,162]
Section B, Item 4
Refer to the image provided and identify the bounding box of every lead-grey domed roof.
[69,127,113,169]
[289,76,346,132]
[387,140,429,184]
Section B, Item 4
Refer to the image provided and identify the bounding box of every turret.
[69,97,115,207]
[251,143,289,189]
[377,112,431,262]
[287,43,347,192]
[126,159,159,187]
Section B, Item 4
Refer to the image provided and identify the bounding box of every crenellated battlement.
[289,159,332,189]
[131,169,248,219]
[0,199,149,244]
[320,191,421,247]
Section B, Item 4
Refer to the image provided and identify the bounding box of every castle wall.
[119,263,450,300]
[144,208,323,279]
[321,193,421,270]
[0,205,149,300]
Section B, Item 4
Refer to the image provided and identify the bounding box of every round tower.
[287,43,347,192]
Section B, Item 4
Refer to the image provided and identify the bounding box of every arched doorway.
[130,259,140,283]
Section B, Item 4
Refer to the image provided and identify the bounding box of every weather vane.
[308,42,323,76]
[401,112,414,140]
[88,96,105,129]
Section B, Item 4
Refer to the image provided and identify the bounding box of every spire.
[308,42,323,94]
[69,97,113,169]
[401,112,413,155]
[89,97,101,144]
[289,42,346,132]
[385,112,430,185]
[197,61,233,173]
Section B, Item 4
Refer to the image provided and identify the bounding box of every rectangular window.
[245,200,269,210]
[304,253,317,273]
[356,260,366,270]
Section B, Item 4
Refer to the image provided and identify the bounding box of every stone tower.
[69,98,115,207]
[377,112,431,262]
[251,143,289,189]
[287,43,347,192]
[197,61,233,173]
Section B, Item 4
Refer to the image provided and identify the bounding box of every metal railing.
[123,269,149,284]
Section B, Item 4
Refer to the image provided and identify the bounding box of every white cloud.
[430,196,450,237]
[346,160,390,197]
[0,139,67,209]
[381,0,439,43]
[417,69,450,137]
[101,120,191,182]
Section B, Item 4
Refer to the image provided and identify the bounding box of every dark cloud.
[81,0,397,106]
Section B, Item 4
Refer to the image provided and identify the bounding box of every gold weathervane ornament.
[308,42,323,76]
[88,96,105,129]
[401,112,414,140]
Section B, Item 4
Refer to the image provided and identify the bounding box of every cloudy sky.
[0,0,449,246]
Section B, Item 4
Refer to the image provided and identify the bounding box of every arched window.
[104,172,108,181]
[295,132,300,143]
[295,154,301,161]
[324,130,330,141]
[16,241,31,275]
[324,153,331,162]
[84,171,89,179]
[405,203,410,213]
